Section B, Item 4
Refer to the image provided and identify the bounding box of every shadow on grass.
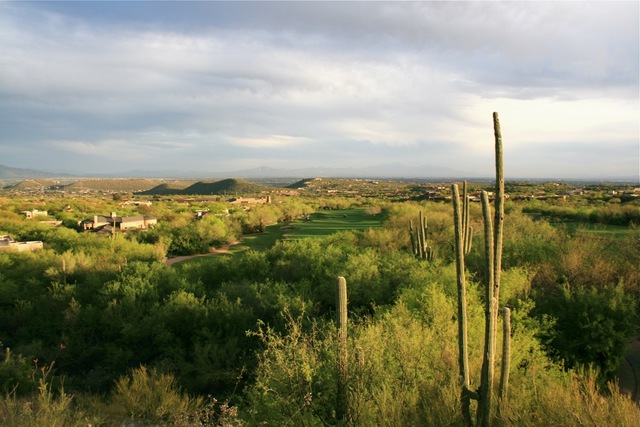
[175,208,385,267]
[230,208,386,253]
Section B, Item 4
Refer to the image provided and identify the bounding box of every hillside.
[287,178,319,189]
[139,181,196,195]
[3,179,62,191]
[0,164,71,179]
[62,178,160,192]
[181,178,269,195]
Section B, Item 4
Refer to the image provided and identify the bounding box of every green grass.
[232,208,385,253]
[560,222,633,237]
[173,208,385,267]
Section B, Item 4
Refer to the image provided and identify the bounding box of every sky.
[0,1,638,179]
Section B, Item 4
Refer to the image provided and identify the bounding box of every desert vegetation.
[0,128,639,424]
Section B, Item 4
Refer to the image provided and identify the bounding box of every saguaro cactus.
[492,112,505,336]
[479,112,507,427]
[409,211,434,261]
[336,276,349,423]
[453,112,509,427]
[499,307,511,405]
[477,190,496,427]
[462,181,474,255]
[452,183,473,426]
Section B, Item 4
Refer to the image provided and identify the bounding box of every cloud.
[229,135,313,149]
[0,2,637,178]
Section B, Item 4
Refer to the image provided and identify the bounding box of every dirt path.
[618,336,640,404]
[164,241,239,266]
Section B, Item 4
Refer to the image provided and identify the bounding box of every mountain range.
[0,163,474,180]
[1,163,637,183]
[0,164,74,179]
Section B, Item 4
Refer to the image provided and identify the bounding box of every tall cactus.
[409,211,434,261]
[492,112,505,336]
[478,112,507,427]
[409,220,417,256]
[499,307,511,407]
[453,112,508,427]
[452,183,473,426]
[462,181,474,255]
[336,276,349,423]
[477,190,496,427]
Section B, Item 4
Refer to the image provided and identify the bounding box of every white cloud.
[229,135,312,149]
[0,2,637,178]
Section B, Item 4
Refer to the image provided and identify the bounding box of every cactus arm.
[336,276,348,422]
[478,191,496,427]
[493,112,504,304]
[499,307,511,405]
[452,183,473,426]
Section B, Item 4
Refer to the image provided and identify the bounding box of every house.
[195,209,210,220]
[227,196,271,205]
[22,209,48,219]
[0,235,43,252]
[121,200,153,207]
[79,212,158,232]
[195,209,230,220]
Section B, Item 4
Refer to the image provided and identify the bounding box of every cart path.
[164,241,239,266]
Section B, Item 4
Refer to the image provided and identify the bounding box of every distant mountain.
[287,178,317,189]
[4,179,62,191]
[180,179,269,195]
[0,162,477,180]
[140,181,196,195]
[61,179,161,193]
[0,164,74,179]
[139,178,270,195]
[213,163,476,179]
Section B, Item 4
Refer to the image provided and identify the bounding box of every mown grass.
[560,222,633,237]
[283,208,385,238]
[232,208,385,253]
[170,208,383,260]
[174,208,385,267]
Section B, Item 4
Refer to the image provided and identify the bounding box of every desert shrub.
[0,361,98,427]
[384,201,456,262]
[501,210,561,269]
[0,347,31,396]
[532,230,640,294]
[533,283,637,380]
[109,365,202,424]
[247,311,336,426]
[246,275,640,426]
[501,366,640,427]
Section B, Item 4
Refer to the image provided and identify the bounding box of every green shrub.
[246,279,640,426]
[533,283,638,380]
[0,347,31,396]
[110,365,202,424]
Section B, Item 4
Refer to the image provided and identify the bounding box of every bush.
[110,365,202,424]
[534,283,638,380]
[0,347,31,396]
[246,279,640,426]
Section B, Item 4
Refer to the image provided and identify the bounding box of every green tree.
[534,283,638,380]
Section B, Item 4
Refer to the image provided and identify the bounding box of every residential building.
[22,209,48,219]
[0,235,43,252]
[79,212,158,232]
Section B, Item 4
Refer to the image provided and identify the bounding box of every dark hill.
[140,181,196,195]
[182,179,268,195]
[287,178,320,189]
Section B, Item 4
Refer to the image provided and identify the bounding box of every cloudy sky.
[1,1,638,179]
